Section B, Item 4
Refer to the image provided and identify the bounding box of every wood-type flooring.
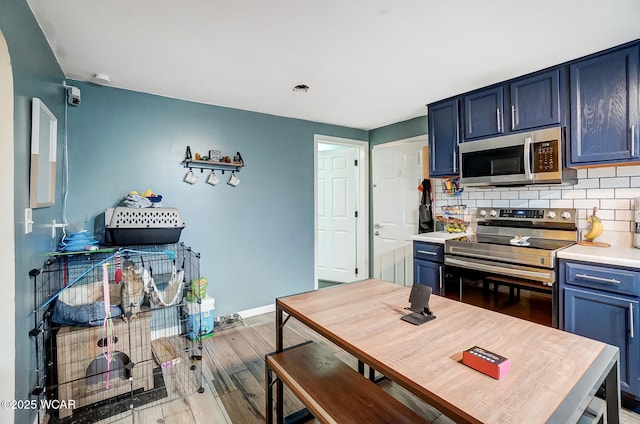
[95,311,640,424]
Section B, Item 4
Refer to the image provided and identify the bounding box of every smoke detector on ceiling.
[292,84,310,93]
[93,73,112,85]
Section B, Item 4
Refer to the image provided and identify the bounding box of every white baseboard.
[237,303,275,319]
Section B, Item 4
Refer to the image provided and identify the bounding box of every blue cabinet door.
[564,286,640,397]
[463,86,504,140]
[414,258,443,296]
[569,45,640,165]
[428,98,459,177]
[509,69,563,131]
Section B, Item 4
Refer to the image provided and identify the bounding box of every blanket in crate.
[51,281,123,326]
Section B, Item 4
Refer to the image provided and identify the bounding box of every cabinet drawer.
[413,241,443,262]
[562,261,640,296]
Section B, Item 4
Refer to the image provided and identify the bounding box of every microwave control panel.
[532,140,559,172]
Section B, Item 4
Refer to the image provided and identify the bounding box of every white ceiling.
[27,0,640,130]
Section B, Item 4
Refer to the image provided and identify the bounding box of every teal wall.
[2,1,67,423]
[65,81,368,319]
[369,115,427,146]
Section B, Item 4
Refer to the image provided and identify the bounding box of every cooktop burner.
[451,234,575,251]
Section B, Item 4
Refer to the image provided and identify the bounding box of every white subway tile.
[606,198,631,209]
[595,209,615,220]
[550,199,575,208]
[562,189,587,199]
[576,169,588,179]
[602,219,632,232]
[587,188,615,198]
[477,200,492,207]
[492,200,509,207]
[615,188,640,199]
[600,177,630,188]
[588,167,616,178]
[509,200,529,208]
[519,191,539,199]
[484,191,501,200]
[631,177,640,187]
[539,190,562,199]
[468,191,484,200]
[574,199,599,210]
[572,178,600,189]
[617,165,640,177]
[528,199,550,208]
[501,191,519,199]
[617,209,633,221]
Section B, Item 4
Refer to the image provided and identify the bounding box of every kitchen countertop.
[413,232,640,270]
[411,231,467,244]
[558,243,640,269]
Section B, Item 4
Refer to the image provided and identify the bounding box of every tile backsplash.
[433,165,640,247]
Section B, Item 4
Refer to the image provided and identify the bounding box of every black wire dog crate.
[30,243,206,423]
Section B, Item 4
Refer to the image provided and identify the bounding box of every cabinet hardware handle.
[439,265,443,292]
[630,303,635,339]
[632,125,636,157]
[523,137,532,181]
[575,273,620,284]
[417,250,437,256]
[511,105,516,131]
[496,109,501,132]
[452,151,457,172]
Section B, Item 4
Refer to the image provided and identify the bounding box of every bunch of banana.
[583,207,603,241]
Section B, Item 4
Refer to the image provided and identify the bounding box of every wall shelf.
[181,159,244,173]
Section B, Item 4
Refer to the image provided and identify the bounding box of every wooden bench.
[265,341,431,424]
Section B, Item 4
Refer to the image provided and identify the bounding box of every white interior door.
[317,146,357,282]
[372,139,425,286]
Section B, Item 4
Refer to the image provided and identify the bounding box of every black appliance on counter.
[443,208,577,328]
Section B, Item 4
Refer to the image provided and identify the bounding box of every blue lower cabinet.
[414,258,443,296]
[413,241,444,295]
[564,286,640,396]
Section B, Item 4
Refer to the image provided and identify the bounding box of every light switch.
[25,208,33,234]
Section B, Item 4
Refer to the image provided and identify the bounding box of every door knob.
[374,223,382,229]
[375,231,380,236]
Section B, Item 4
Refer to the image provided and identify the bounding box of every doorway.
[314,135,368,288]
[372,136,426,286]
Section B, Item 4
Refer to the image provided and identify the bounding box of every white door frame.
[314,135,369,289]
[0,31,16,424]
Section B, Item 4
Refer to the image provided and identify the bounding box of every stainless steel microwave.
[458,126,576,186]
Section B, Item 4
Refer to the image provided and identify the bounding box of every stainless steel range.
[443,208,577,328]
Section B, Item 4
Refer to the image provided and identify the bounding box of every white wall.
[434,166,640,247]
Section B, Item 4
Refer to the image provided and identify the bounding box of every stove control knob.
[479,209,487,217]
[489,209,498,217]
[547,211,556,219]
[560,211,572,220]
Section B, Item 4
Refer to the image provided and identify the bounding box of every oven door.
[444,255,557,328]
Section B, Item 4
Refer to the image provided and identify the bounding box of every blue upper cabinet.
[463,86,504,140]
[569,45,640,166]
[510,69,563,132]
[463,69,564,141]
[428,98,460,177]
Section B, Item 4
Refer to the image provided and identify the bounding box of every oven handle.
[445,256,553,283]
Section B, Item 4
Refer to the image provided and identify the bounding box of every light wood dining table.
[275,278,620,423]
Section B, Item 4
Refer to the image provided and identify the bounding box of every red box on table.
[462,346,510,379]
